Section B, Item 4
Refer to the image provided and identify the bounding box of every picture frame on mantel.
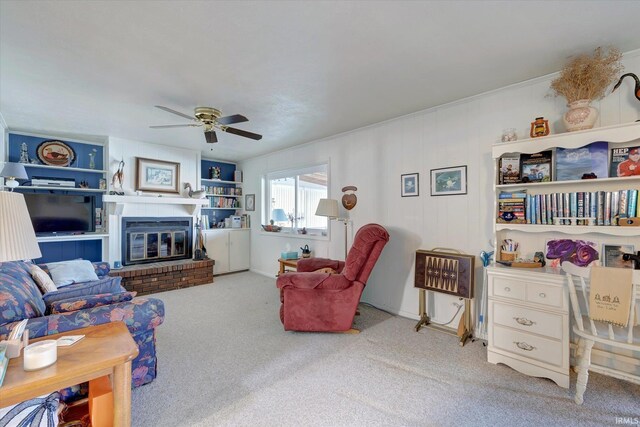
[430,165,467,196]
[135,157,180,193]
[401,173,419,197]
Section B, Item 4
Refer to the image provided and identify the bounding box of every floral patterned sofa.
[0,260,165,399]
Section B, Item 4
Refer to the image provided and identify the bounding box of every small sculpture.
[184,182,206,198]
[530,117,550,138]
[612,72,640,101]
[111,159,125,195]
[19,143,29,164]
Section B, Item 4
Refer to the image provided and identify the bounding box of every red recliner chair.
[276,223,390,332]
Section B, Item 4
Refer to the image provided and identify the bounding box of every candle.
[23,340,57,371]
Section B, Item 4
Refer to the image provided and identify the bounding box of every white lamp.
[315,198,348,260]
[0,192,42,262]
[1,162,28,191]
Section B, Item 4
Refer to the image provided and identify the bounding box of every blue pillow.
[43,276,125,308]
[46,260,99,287]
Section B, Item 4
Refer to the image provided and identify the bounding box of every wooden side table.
[0,322,139,427]
[277,258,299,276]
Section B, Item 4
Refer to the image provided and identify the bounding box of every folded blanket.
[589,266,633,327]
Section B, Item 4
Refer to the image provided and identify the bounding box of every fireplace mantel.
[103,195,208,215]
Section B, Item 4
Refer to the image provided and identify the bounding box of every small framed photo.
[135,157,180,193]
[401,173,419,197]
[430,165,467,196]
[245,194,255,211]
[602,244,635,268]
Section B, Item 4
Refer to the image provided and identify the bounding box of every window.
[266,164,328,233]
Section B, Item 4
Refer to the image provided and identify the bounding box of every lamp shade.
[0,192,42,262]
[1,162,28,180]
[315,198,339,218]
[271,208,289,222]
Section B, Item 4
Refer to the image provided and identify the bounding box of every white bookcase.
[487,121,640,387]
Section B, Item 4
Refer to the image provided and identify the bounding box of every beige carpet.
[131,272,639,426]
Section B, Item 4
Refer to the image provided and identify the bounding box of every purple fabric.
[276,223,389,332]
[0,261,46,324]
[50,291,137,314]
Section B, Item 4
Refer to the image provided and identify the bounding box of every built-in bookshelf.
[200,159,243,228]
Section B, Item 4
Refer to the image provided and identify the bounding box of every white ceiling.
[2,1,640,162]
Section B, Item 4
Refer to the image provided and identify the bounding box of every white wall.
[240,50,640,326]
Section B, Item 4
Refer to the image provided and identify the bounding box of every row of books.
[498,190,640,226]
[498,142,640,185]
[203,185,242,195]
[206,197,240,209]
[200,214,251,230]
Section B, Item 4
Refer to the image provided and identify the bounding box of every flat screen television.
[23,193,96,235]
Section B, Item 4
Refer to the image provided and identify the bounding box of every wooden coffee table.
[0,322,139,427]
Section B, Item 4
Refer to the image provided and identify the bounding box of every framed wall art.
[245,194,256,211]
[401,173,419,197]
[135,157,180,193]
[430,165,467,196]
[36,140,76,167]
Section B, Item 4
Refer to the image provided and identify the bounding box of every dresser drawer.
[491,324,564,367]
[526,282,564,309]
[490,301,563,340]
[490,276,526,301]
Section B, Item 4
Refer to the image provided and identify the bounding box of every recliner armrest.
[296,258,345,273]
[277,272,351,290]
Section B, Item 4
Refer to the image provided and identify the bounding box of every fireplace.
[122,217,192,266]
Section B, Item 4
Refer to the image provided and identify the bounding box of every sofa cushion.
[30,264,57,294]
[46,260,99,287]
[50,291,137,314]
[38,261,110,279]
[0,261,47,325]
[42,276,126,308]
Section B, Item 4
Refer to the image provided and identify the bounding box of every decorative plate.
[36,140,75,167]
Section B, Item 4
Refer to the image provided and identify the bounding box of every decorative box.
[280,251,298,260]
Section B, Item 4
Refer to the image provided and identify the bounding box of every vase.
[563,99,598,132]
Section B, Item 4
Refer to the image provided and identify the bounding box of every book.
[520,151,552,183]
[610,145,640,177]
[555,141,609,181]
[499,155,521,184]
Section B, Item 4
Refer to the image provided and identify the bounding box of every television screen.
[23,193,96,235]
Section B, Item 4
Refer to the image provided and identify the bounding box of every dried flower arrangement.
[550,46,624,104]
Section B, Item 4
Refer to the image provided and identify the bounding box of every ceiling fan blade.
[205,130,218,144]
[217,114,248,125]
[155,105,195,121]
[150,124,200,128]
[222,126,262,140]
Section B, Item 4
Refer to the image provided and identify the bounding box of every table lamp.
[271,208,289,225]
[0,191,42,262]
[315,198,348,259]
[1,162,28,191]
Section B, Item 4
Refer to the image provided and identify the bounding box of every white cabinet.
[486,265,569,388]
[203,229,250,275]
[488,121,640,387]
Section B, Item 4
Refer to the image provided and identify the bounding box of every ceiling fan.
[150,105,262,144]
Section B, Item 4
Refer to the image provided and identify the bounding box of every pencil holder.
[501,250,518,262]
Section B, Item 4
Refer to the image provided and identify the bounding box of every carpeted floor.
[131,272,639,426]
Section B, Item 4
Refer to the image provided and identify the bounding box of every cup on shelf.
[501,251,518,262]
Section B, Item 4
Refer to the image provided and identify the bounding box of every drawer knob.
[539,292,546,298]
[514,341,536,351]
[504,287,511,292]
[513,317,536,326]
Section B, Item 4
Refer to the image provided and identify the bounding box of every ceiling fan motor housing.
[194,107,222,124]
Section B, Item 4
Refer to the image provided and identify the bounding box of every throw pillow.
[30,265,57,294]
[46,260,99,287]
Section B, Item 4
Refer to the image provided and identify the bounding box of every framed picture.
[36,140,75,167]
[245,194,255,211]
[602,244,635,268]
[545,238,599,268]
[135,157,180,193]
[401,173,419,197]
[430,165,467,196]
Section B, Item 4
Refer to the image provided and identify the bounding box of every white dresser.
[486,265,570,388]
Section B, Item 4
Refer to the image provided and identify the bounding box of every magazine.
[499,154,521,184]
[610,145,640,177]
[520,151,552,183]
[555,141,608,181]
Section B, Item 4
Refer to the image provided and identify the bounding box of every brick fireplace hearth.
[110,258,214,295]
